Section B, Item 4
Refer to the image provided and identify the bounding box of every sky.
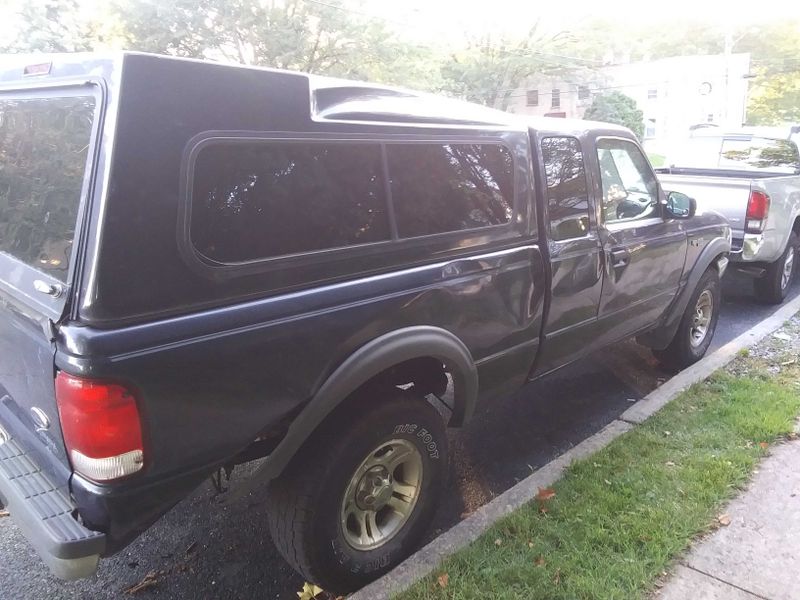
[365,0,800,41]
[2,0,800,49]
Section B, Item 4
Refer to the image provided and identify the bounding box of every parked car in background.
[657,132,800,303]
[0,53,730,594]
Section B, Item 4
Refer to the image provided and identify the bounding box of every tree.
[438,25,584,111]
[111,0,439,90]
[583,91,644,138]
[737,21,800,125]
[0,0,98,53]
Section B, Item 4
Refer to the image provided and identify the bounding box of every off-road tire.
[266,390,448,594]
[754,231,798,305]
[654,267,721,372]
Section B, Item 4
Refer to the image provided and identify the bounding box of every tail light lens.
[55,372,144,482]
[746,190,770,233]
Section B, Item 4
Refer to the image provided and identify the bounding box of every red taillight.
[745,190,770,233]
[55,372,144,482]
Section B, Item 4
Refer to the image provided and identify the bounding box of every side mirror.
[664,190,696,219]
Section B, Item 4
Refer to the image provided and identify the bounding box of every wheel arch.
[232,326,477,490]
[638,236,729,351]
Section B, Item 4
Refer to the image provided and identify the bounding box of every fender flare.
[638,237,730,351]
[233,326,477,492]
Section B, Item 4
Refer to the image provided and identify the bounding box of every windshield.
[0,95,96,282]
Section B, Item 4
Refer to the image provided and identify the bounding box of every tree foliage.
[112,0,439,89]
[0,0,96,53]
[439,25,583,110]
[583,91,644,139]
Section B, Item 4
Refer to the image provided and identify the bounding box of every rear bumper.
[0,422,105,580]
[731,232,783,264]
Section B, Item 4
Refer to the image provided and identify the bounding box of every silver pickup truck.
[657,133,800,303]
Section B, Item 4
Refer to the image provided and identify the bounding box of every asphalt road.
[1,274,797,600]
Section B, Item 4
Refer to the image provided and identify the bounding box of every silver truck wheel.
[755,231,798,304]
[654,267,720,372]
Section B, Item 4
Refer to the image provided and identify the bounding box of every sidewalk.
[658,434,800,600]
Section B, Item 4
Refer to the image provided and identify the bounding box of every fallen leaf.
[665,461,675,467]
[124,571,163,595]
[604,479,612,486]
[437,573,449,589]
[534,556,546,567]
[535,487,556,501]
[788,432,799,441]
[759,442,769,449]
[494,538,503,547]
[0,510,9,518]
[528,541,534,548]
[717,514,732,526]
[296,582,324,600]
[663,431,672,436]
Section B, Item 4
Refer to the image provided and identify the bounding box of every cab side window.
[541,136,590,240]
[596,138,659,225]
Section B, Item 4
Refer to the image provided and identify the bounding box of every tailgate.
[0,87,100,487]
[658,174,750,243]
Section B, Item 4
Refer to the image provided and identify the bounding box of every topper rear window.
[0,95,96,282]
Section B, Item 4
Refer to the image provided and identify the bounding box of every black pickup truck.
[0,53,730,593]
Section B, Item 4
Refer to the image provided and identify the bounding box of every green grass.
[400,361,800,600]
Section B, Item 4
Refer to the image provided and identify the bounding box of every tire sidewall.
[759,232,798,303]
[309,399,447,588]
[681,269,721,362]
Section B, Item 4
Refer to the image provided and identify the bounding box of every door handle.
[609,248,630,268]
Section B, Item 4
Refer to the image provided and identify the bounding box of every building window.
[647,88,658,100]
[526,89,539,107]
[645,119,656,138]
[707,113,715,123]
[551,89,561,109]
[578,85,590,100]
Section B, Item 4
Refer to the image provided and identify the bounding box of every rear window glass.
[387,143,513,238]
[541,137,590,240]
[191,142,391,263]
[668,136,800,173]
[719,138,800,172]
[0,95,95,281]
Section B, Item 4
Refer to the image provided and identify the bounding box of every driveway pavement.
[0,276,797,600]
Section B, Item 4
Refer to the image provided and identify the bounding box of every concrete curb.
[351,294,800,600]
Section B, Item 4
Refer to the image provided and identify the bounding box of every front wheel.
[654,267,721,372]
[267,390,448,594]
[754,231,798,304]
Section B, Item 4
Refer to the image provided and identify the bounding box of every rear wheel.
[267,390,448,594]
[654,267,720,372]
[754,231,798,304]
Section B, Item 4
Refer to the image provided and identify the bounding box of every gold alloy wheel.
[340,439,423,551]
[690,289,714,348]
